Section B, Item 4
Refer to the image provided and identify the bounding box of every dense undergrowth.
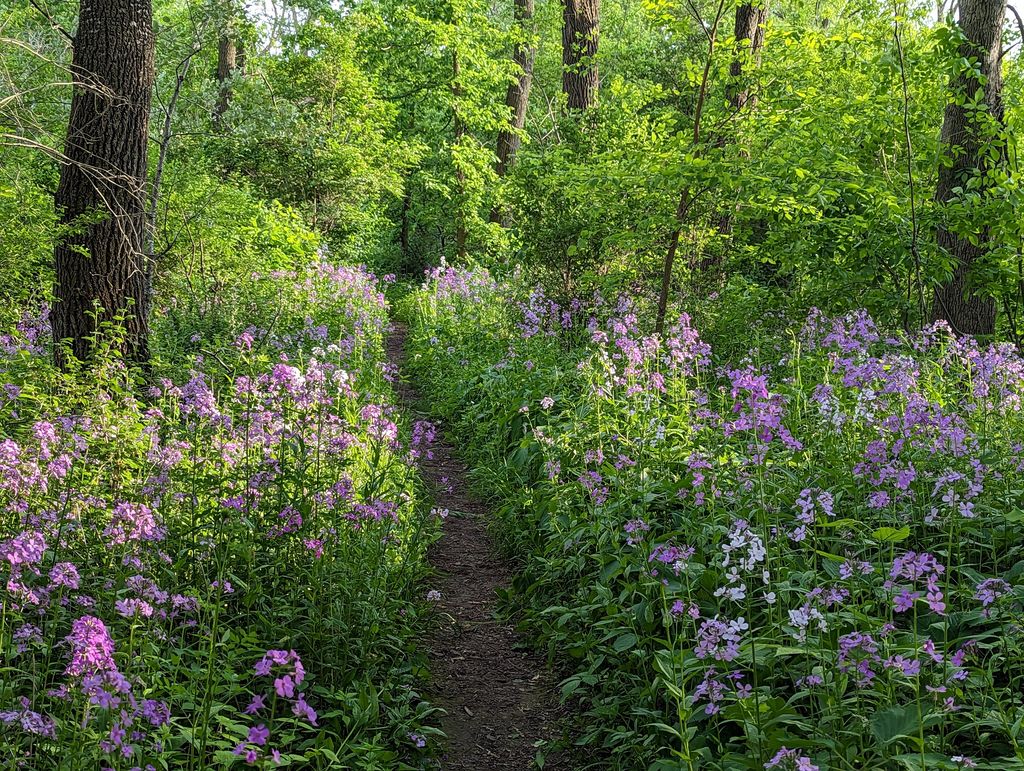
[403,264,1024,771]
[0,261,441,769]
[5,0,1024,767]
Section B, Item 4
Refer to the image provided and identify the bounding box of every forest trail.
[386,322,564,771]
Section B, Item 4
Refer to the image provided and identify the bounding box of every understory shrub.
[0,263,441,769]
[404,264,1024,771]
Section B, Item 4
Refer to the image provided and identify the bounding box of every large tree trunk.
[496,0,536,177]
[931,0,1005,336]
[53,0,155,366]
[562,0,600,110]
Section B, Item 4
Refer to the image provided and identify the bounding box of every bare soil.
[386,322,565,771]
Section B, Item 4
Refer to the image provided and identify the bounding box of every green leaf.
[612,632,638,652]
[872,526,911,542]
[871,703,922,746]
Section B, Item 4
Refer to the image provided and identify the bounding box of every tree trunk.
[496,0,535,176]
[214,34,238,122]
[656,190,692,334]
[147,42,200,262]
[930,0,1005,336]
[562,0,599,110]
[53,0,155,366]
[491,0,536,225]
[727,2,767,112]
[400,184,412,258]
[655,0,726,334]
[716,1,767,239]
[452,49,468,261]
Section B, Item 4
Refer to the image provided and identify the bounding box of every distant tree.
[931,0,1006,336]
[492,0,535,225]
[495,0,536,178]
[727,1,767,113]
[562,0,599,110]
[214,1,244,123]
[53,0,155,365]
[655,0,729,334]
[717,0,768,239]
[452,47,468,260]
[215,36,238,121]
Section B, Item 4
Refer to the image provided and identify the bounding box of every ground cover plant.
[0,262,441,769]
[5,0,1024,765]
[404,264,1024,770]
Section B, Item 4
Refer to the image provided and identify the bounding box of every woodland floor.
[386,322,565,771]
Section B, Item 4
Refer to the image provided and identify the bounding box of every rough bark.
[53,0,155,366]
[495,0,535,178]
[727,2,767,112]
[214,34,237,121]
[931,0,1005,336]
[562,0,599,110]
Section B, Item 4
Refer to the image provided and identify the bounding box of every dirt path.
[386,322,564,771]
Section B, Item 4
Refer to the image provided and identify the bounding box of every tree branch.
[26,0,74,44]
